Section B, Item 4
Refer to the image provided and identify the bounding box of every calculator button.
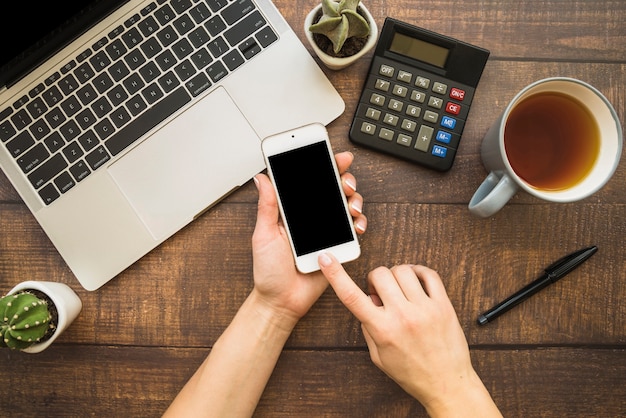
[370,93,386,106]
[428,96,443,109]
[415,125,433,151]
[450,87,466,101]
[383,113,399,126]
[379,64,395,77]
[411,90,426,103]
[388,99,404,112]
[401,119,417,132]
[397,134,412,147]
[423,110,439,123]
[406,105,422,118]
[436,130,452,144]
[365,107,381,120]
[441,115,456,129]
[432,82,448,94]
[397,70,412,83]
[392,84,408,97]
[379,128,394,141]
[432,145,447,158]
[445,102,461,115]
[415,76,430,89]
[360,121,376,135]
[375,79,390,92]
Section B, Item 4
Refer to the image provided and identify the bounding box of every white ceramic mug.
[468,77,622,218]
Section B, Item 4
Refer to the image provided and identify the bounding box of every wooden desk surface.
[2,0,625,416]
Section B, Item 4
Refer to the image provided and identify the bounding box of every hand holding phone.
[262,123,361,273]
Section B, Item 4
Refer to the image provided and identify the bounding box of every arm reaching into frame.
[318,254,502,418]
[163,152,367,418]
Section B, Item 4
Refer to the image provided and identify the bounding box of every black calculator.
[349,18,489,171]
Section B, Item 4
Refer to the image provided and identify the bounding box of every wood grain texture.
[2,346,625,417]
[1,0,625,416]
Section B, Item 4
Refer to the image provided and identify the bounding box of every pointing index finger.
[318,252,375,322]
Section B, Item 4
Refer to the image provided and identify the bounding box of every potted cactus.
[305,0,378,70]
[0,281,82,353]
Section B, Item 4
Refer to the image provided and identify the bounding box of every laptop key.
[126,95,148,117]
[171,0,192,14]
[7,131,35,157]
[90,50,111,72]
[174,59,196,81]
[122,27,143,49]
[78,130,99,152]
[222,0,254,25]
[155,4,176,26]
[173,14,195,36]
[54,171,75,194]
[105,87,191,156]
[224,11,266,47]
[205,15,226,36]
[0,120,16,141]
[141,83,164,105]
[190,2,211,23]
[42,85,64,107]
[186,73,211,97]
[206,61,228,83]
[70,160,91,183]
[239,38,261,59]
[62,141,84,163]
[223,50,244,71]
[85,145,111,170]
[38,183,60,205]
[206,0,229,13]
[43,132,65,153]
[17,143,48,173]
[58,74,79,95]
[61,96,81,118]
[27,153,68,189]
[11,109,32,130]
[94,118,115,140]
[256,26,278,48]
[158,71,181,93]
[75,62,96,83]
[106,39,127,61]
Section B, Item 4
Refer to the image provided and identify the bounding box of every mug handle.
[468,171,519,217]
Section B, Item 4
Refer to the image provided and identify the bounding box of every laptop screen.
[0,0,128,88]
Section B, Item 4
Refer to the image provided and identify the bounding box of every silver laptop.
[0,0,345,290]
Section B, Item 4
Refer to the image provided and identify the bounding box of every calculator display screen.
[389,32,450,68]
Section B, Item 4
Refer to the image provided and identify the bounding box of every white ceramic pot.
[7,281,82,353]
[304,3,378,70]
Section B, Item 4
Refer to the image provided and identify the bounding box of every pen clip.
[544,246,598,278]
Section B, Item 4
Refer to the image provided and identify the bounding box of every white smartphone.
[261,123,361,273]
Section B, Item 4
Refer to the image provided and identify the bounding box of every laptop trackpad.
[108,87,265,240]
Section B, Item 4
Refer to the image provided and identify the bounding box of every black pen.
[477,245,598,325]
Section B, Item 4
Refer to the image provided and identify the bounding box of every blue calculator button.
[436,130,452,144]
[441,116,456,129]
[432,145,447,158]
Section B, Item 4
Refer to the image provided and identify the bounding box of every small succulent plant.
[0,291,54,350]
[308,0,371,54]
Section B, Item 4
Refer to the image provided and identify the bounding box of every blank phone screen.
[268,141,354,256]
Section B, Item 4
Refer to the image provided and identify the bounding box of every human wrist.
[423,369,501,418]
[247,289,301,334]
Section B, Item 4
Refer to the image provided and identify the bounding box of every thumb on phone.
[318,252,373,321]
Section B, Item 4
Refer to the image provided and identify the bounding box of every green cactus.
[0,292,53,350]
[309,0,370,54]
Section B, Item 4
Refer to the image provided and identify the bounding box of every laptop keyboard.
[0,0,277,205]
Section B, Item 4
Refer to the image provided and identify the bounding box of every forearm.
[163,290,298,418]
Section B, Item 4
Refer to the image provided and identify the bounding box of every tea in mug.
[504,92,600,191]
